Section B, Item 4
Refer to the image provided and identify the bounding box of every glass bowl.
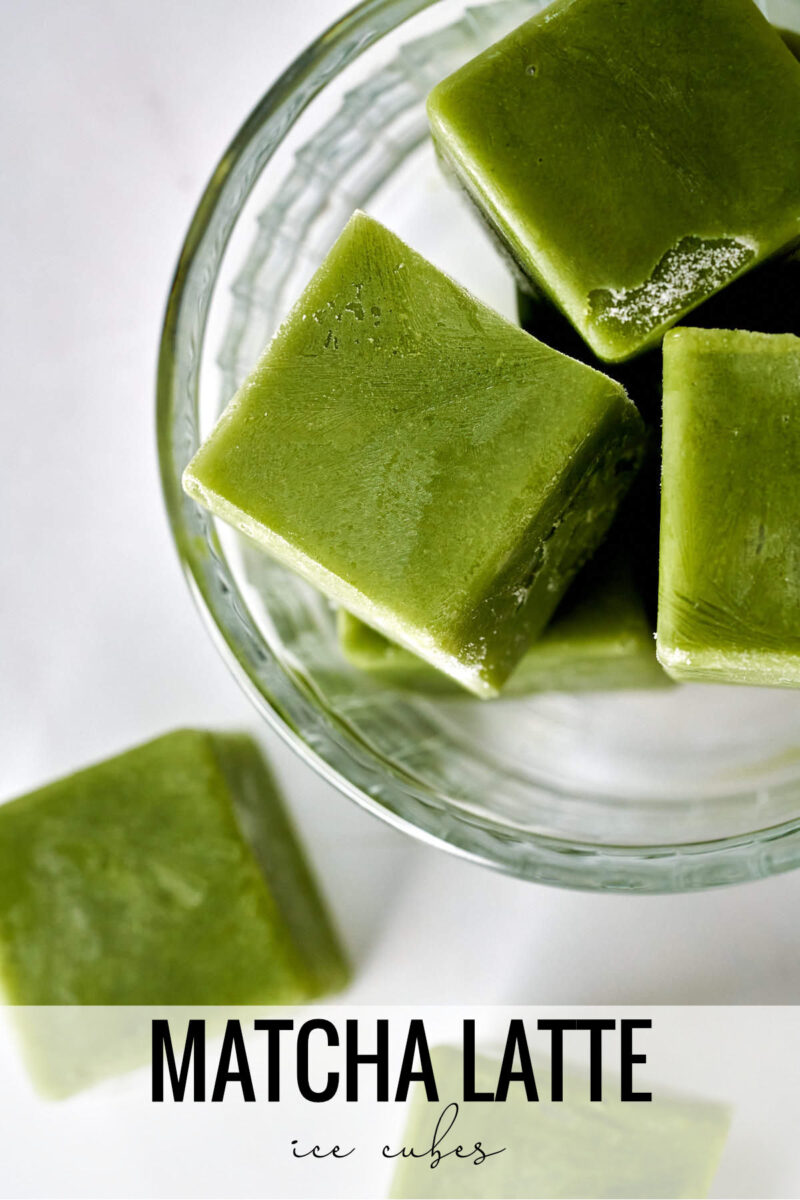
[157,0,800,892]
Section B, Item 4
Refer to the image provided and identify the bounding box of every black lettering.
[212,1020,255,1102]
[254,1018,293,1101]
[621,1019,651,1101]
[495,1019,538,1102]
[345,1018,388,1101]
[152,1018,205,1102]
[429,1100,460,1167]
[463,1020,493,1101]
[395,1019,438,1102]
[297,1019,339,1102]
[538,1019,576,1101]
[382,1103,505,1168]
[576,1019,615,1101]
[291,1140,355,1159]
[473,1141,505,1165]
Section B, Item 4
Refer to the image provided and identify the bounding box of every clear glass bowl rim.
[156,0,800,892]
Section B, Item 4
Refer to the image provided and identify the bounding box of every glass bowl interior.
[158,0,800,891]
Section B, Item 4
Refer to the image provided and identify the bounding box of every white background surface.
[3,0,800,1023]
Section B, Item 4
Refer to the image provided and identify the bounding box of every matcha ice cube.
[339,544,665,694]
[0,730,348,1006]
[428,0,800,361]
[184,212,643,696]
[390,1045,730,1199]
[658,329,800,685]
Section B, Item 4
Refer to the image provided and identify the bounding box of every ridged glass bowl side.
[157,0,800,891]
